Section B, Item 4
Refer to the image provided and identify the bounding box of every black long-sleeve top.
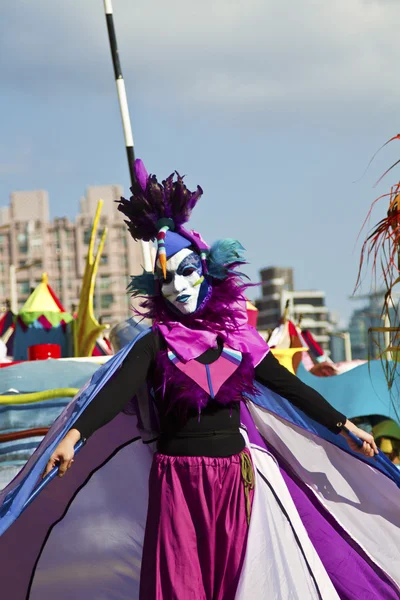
[73,331,346,457]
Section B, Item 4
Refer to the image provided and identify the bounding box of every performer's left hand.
[340,420,378,458]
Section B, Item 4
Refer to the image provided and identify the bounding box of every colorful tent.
[13,274,74,361]
[267,319,309,374]
[0,307,15,357]
[267,316,364,377]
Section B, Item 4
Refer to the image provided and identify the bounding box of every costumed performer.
[1,160,399,600]
[45,160,375,598]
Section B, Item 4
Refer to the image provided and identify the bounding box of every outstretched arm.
[43,331,159,478]
[71,332,157,440]
[254,352,377,457]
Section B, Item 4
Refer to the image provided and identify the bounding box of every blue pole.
[343,426,400,484]
[21,439,85,513]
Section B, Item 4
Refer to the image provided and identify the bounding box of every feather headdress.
[118,159,249,304]
[117,159,203,278]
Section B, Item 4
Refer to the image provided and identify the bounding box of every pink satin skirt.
[139,450,254,600]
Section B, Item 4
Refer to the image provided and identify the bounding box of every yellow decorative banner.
[73,201,107,357]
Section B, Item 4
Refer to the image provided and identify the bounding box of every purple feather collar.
[154,277,269,365]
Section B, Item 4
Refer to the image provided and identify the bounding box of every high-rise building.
[282,290,331,351]
[0,206,10,226]
[348,292,400,360]
[348,308,369,360]
[10,190,50,222]
[80,185,123,218]
[330,334,347,363]
[0,187,142,325]
[256,266,333,352]
[257,267,294,329]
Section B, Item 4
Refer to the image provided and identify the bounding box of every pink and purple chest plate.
[154,345,258,414]
[167,347,243,399]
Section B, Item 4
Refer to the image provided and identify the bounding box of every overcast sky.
[1,0,400,325]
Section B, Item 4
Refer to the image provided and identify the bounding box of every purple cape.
[0,330,399,598]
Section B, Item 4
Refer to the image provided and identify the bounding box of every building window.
[30,236,42,249]
[17,232,28,254]
[100,255,109,266]
[83,229,91,245]
[99,276,111,290]
[101,294,114,309]
[18,281,30,295]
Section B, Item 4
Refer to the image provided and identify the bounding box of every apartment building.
[0,187,142,325]
[281,289,331,351]
[256,266,332,352]
[348,292,400,360]
[256,267,294,329]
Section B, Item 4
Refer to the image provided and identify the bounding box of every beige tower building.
[256,266,333,353]
[0,187,143,326]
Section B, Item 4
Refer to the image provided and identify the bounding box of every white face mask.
[158,248,205,315]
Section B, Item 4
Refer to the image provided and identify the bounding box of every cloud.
[2,0,400,118]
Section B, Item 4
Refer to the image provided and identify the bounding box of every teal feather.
[128,270,156,296]
[206,239,247,280]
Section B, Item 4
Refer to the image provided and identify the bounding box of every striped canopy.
[13,274,74,360]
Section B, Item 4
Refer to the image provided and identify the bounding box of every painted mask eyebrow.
[176,253,202,275]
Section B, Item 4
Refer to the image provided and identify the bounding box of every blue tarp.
[0,359,102,489]
[297,361,400,424]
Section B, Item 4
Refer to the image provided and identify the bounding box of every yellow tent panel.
[20,273,64,314]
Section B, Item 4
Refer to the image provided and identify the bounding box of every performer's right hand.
[42,428,81,479]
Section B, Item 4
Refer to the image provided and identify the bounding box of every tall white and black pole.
[103,0,153,272]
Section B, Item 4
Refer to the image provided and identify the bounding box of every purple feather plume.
[135,159,149,191]
[117,159,203,242]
